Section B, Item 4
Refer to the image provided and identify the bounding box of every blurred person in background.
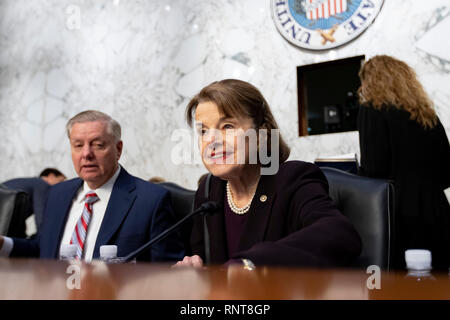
[357,55,450,271]
[2,168,66,235]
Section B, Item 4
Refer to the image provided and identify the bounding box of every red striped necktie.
[70,192,99,260]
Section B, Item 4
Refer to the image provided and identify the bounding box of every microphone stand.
[121,201,220,263]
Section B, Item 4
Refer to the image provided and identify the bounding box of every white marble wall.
[0,0,449,189]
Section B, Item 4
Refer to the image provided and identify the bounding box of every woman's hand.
[172,255,204,268]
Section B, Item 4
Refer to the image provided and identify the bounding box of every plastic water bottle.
[405,249,436,282]
[59,244,77,261]
[99,245,122,263]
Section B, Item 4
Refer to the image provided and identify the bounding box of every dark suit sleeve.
[10,237,40,257]
[232,165,362,267]
[148,190,185,262]
[358,105,391,178]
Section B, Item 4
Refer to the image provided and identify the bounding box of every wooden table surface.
[0,258,449,300]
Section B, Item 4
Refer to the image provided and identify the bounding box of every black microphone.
[196,201,220,213]
[121,201,220,262]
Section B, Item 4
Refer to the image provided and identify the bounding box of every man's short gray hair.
[66,110,122,142]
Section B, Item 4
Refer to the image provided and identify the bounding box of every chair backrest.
[0,185,31,238]
[158,182,196,255]
[315,156,358,174]
[321,167,394,270]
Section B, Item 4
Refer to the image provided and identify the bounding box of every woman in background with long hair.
[358,55,450,270]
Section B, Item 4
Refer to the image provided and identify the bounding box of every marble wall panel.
[0,0,448,189]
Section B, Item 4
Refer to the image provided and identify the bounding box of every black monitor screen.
[297,55,364,136]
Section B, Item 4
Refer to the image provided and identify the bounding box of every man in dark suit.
[2,168,66,234]
[0,110,184,262]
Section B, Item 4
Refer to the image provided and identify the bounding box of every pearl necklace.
[226,182,255,215]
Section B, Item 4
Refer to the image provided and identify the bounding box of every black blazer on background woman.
[358,105,450,270]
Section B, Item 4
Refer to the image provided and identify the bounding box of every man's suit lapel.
[237,173,277,252]
[47,179,83,258]
[94,168,137,258]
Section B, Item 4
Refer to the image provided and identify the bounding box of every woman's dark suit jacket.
[190,161,362,267]
[358,104,450,270]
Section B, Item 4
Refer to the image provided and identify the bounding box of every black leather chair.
[321,167,394,270]
[158,182,196,256]
[0,184,31,238]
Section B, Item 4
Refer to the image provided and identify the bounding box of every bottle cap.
[60,244,77,258]
[100,245,118,259]
[405,249,432,270]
